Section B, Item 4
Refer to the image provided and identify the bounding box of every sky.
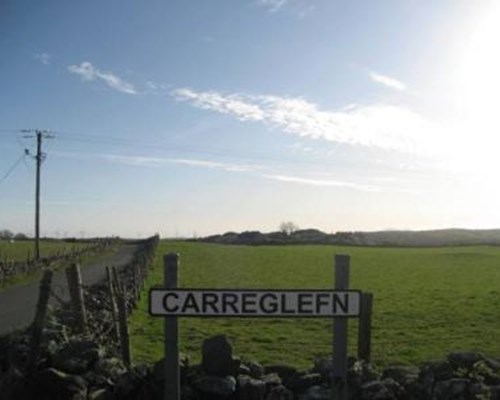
[1,0,500,238]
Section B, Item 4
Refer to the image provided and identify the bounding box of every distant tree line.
[0,229,110,242]
[0,230,29,240]
[192,226,500,247]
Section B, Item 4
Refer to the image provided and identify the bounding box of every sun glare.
[423,2,500,217]
[454,3,500,144]
[432,2,500,178]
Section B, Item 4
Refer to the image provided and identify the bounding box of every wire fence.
[0,239,115,287]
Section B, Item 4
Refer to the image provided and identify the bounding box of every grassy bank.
[0,240,112,290]
[0,240,92,262]
[130,241,500,369]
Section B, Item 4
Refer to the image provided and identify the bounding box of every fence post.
[131,267,137,307]
[106,266,120,340]
[65,263,88,334]
[332,255,350,400]
[164,253,180,400]
[357,292,373,363]
[133,265,140,302]
[112,266,123,295]
[116,286,132,367]
[139,264,144,292]
[27,270,53,374]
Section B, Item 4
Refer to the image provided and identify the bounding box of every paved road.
[0,243,139,336]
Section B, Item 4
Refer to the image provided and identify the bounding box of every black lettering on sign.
[222,293,239,314]
[202,293,219,313]
[162,292,179,312]
[260,293,278,314]
[242,293,258,314]
[332,293,349,314]
[280,293,296,314]
[151,290,356,316]
[297,293,313,314]
[316,293,330,314]
[181,293,200,313]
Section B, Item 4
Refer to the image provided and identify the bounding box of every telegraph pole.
[22,129,54,260]
[35,131,42,259]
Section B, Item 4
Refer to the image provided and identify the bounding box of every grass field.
[130,241,500,369]
[0,240,91,262]
[0,240,99,290]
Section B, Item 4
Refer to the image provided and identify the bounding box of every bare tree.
[279,221,298,236]
[0,229,14,240]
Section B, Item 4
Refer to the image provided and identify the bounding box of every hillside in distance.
[195,228,500,247]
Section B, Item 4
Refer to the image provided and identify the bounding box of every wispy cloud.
[173,88,265,121]
[68,62,137,94]
[102,154,165,167]
[54,151,416,194]
[368,71,407,91]
[100,154,379,191]
[263,174,379,192]
[172,88,439,154]
[101,154,259,172]
[258,0,288,12]
[145,80,171,95]
[55,150,262,173]
[34,52,51,65]
[171,158,257,172]
[257,0,315,16]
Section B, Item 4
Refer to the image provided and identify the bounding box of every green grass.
[0,240,91,262]
[0,240,104,290]
[130,241,500,369]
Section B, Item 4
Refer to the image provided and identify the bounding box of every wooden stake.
[164,253,180,400]
[132,266,138,305]
[106,266,120,340]
[332,255,350,400]
[110,266,131,366]
[112,266,123,295]
[117,292,131,367]
[357,292,373,363]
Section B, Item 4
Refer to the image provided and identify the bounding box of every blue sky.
[1,0,500,238]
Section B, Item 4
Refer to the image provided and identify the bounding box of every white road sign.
[149,289,360,317]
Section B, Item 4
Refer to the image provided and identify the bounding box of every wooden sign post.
[164,253,180,400]
[333,255,349,400]
[357,292,374,363]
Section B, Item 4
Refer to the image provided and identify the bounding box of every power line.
[50,129,345,169]
[1,128,330,167]
[0,127,396,172]
[0,152,26,188]
[1,127,362,182]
